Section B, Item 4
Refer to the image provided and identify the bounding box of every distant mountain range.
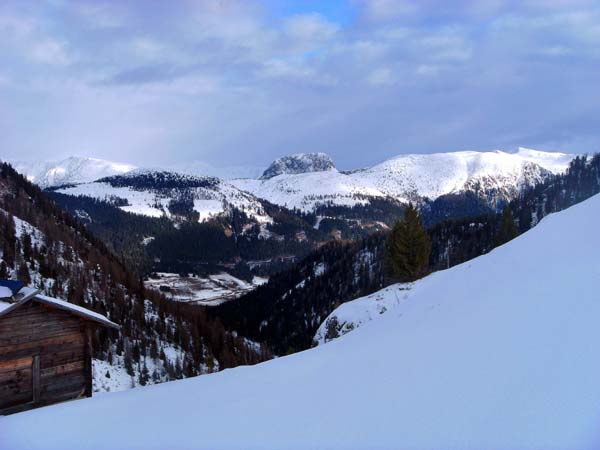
[11,156,136,188]
[8,148,577,278]
[233,148,574,211]
[15,148,575,218]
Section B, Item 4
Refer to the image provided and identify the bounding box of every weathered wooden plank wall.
[0,301,90,414]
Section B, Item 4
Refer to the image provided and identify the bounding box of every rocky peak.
[260,153,336,180]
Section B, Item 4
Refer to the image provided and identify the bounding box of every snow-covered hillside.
[313,283,412,345]
[55,169,272,223]
[3,191,600,449]
[233,148,575,211]
[11,156,136,187]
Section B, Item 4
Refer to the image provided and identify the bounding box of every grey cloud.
[103,64,185,86]
[1,0,600,171]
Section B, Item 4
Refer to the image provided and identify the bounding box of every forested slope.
[0,163,269,389]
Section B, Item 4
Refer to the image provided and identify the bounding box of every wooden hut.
[0,282,118,415]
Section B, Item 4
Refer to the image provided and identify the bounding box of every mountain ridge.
[55,169,271,223]
[11,156,136,188]
[233,147,575,212]
[13,148,574,213]
[260,152,336,180]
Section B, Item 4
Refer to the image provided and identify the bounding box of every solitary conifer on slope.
[496,206,519,246]
[385,203,431,283]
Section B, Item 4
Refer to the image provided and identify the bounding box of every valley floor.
[144,272,268,306]
[3,193,600,449]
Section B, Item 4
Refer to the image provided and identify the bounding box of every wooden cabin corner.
[0,282,118,415]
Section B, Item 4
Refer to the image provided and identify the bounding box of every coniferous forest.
[0,163,269,387]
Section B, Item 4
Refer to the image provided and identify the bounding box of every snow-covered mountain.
[54,169,272,223]
[260,152,335,180]
[233,148,575,211]
[4,190,600,449]
[10,156,136,188]
[18,148,575,219]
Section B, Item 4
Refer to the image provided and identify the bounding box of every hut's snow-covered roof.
[0,298,12,313]
[0,286,13,299]
[0,279,24,296]
[0,286,119,329]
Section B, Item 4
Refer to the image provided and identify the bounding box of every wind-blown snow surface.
[10,156,136,187]
[4,194,600,449]
[313,283,412,345]
[233,148,575,211]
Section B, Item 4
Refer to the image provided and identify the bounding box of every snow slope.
[54,170,272,223]
[313,283,412,345]
[3,192,600,449]
[10,156,136,187]
[233,148,575,211]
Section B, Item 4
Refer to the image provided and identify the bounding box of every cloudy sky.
[1,0,600,172]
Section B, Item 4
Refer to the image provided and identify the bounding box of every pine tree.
[0,261,8,279]
[139,360,149,386]
[385,203,431,283]
[21,233,32,261]
[17,262,31,285]
[496,206,519,246]
[124,345,134,377]
[517,204,532,233]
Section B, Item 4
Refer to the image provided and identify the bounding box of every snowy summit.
[233,147,575,211]
[10,156,136,188]
[260,152,336,179]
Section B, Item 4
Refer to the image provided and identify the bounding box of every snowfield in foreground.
[3,194,600,449]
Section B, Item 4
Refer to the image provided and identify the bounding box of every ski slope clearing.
[3,194,600,449]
